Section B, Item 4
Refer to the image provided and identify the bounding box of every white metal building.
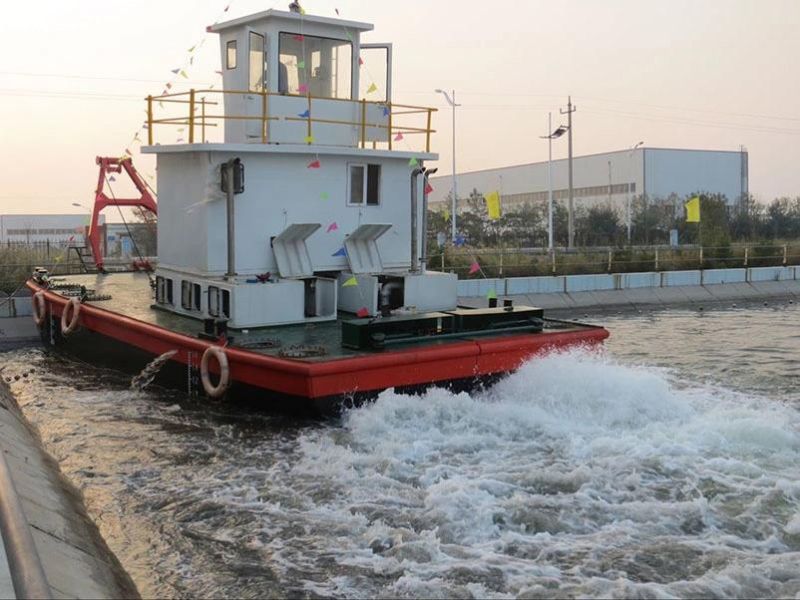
[429,147,749,213]
[0,214,104,244]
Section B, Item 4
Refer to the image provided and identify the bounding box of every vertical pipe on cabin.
[225,162,236,280]
[410,168,422,273]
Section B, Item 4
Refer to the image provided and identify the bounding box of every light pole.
[435,88,460,242]
[539,115,567,251]
[627,141,644,244]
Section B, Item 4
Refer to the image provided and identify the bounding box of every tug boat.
[27,6,608,411]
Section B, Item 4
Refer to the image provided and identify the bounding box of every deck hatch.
[344,223,392,274]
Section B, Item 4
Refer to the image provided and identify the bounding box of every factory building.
[428,147,749,214]
[0,214,105,245]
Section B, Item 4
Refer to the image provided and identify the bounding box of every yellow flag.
[685,196,700,223]
[342,276,358,287]
[366,83,378,94]
[485,191,501,220]
[442,208,450,222]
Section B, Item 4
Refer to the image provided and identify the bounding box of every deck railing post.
[360,99,367,149]
[146,95,154,145]
[261,91,268,143]
[306,95,312,143]
[201,97,206,143]
[426,109,432,152]
[387,102,393,150]
[188,89,196,144]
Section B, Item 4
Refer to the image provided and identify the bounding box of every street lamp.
[435,88,461,242]
[627,141,644,244]
[539,114,568,251]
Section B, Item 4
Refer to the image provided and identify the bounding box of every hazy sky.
[1,0,799,215]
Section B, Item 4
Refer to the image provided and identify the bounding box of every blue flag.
[332,246,347,257]
[298,109,310,118]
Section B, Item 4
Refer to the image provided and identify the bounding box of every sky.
[1,0,799,215]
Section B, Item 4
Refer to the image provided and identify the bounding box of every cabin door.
[245,31,267,142]
[359,44,392,144]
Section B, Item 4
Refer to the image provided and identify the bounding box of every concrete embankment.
[0,377,138,598]
[458,265,800,314]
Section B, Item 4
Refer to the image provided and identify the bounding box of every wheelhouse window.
[249,32,265,91]
[156,276,173,306]
[193,283,201,311]
[278,33,352,98]
[348,163,381,205]
[226,40,237,69]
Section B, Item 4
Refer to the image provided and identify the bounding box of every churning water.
[2,302,800,598]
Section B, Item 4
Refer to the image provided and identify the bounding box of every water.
[2,301,800,598]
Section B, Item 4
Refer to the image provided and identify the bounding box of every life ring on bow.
[60,297,82,336]
[200,346,229,398]
[31,292,47,328]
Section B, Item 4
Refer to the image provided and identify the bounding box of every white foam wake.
[274,348,800,598]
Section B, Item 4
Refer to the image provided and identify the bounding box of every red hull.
[27,281,609,400]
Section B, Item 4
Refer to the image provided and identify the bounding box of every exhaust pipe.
[410,166,424,273]
[421,168,438,272]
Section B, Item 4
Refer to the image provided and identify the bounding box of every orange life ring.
[200,346,229,398]
[31,292,47,327]
[60,297,82,336]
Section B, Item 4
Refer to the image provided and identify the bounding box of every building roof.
[208,9,373,34]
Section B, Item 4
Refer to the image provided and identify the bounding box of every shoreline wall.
[457,266,800,312]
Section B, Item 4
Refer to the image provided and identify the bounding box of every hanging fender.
[200,346,230,399]
[32,292,47,328]
[61,297,82,336]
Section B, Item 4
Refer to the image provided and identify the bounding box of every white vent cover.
[344,223,392,274]
[272,223,321,278]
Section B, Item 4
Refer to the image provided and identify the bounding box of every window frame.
[278,31,353,99]
[208,286,220,317]
[248,30,266,92]
[347,162,381,206]
[181,280,193,310]
[226,40,238,70]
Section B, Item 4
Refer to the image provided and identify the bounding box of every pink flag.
[298,84,308,94]
[469,261,480,275]
[424,183,434,195]
[326,222,338,232]
[356,307,370,318]
[294,34,305,41]
[394,132,404,142]
[358,57,364,66]
[307,160,321,169]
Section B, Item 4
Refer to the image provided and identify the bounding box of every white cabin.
[142,7,456,329]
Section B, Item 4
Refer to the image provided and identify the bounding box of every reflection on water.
[2,301,800,598]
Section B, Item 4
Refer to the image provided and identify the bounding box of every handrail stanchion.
[306,95,312,143]
[426,109,432,152]
[146,95,154,145]
[360,99,367,149]
[201,97,207,143]
[261,91,268,143]
[388,102,393,150]
[188,89,196,144]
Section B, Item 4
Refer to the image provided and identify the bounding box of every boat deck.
[47,272,592,363]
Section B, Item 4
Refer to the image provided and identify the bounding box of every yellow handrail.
[146,88,437,152]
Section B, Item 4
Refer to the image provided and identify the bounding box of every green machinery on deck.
[341,305,545,351]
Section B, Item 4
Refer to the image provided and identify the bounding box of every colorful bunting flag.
[326,222,338,232]
[487,289,497,300]
[320,192,330,200]
[443,208,451,221]
[454,234,466,247]
[188,45,196,52]
[298,109,310,118]
[382,106,390,117]
[485,190,501,220]
[180,70,188,79]
[366,83,378,94]
[343,276,358,287]
[165,83,172,89]
[171,68,180,74]
[424,183,434,195]
[298,60,305,69]
[307,159,321,168]
[294,34,305,41]
[394,132,404,142]
[408,157,419,167]
[304,136,316,145]
[356,307,370,318]
[332,247,347,257]
[109,175,116,182]
[298,84,309,94]
[469,261,480,275]
[358,57,364,66]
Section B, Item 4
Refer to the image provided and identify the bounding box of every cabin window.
[181,281,192,310]
[208,286,220,317]
[221,289,230,318]
[193,283,201,311]
[226,40,237,69]
[249,32,265,92]
[156,276,173,306]
[348,163,381,205]
[278,33,352,98]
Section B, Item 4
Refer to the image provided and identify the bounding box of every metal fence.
[428,243,800,279]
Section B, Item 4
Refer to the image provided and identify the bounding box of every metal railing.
[146,89,437,152]
[428,243,800,279]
